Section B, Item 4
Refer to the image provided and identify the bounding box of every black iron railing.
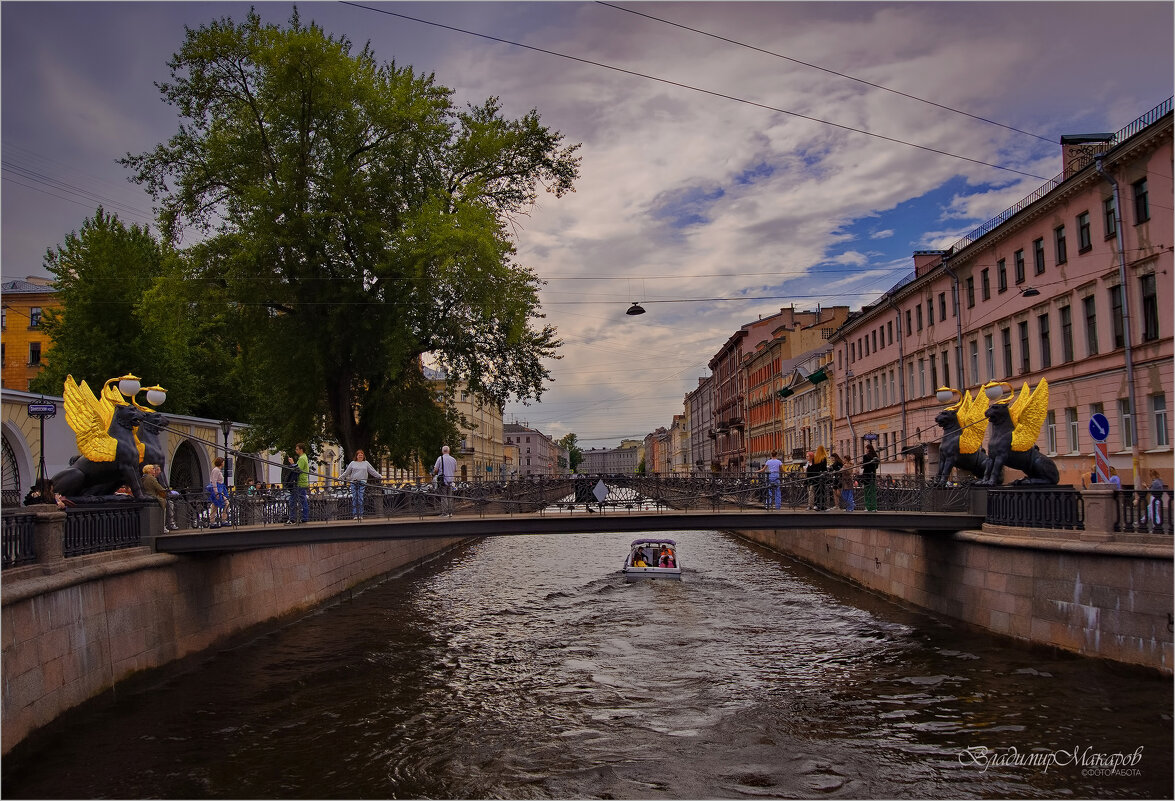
[986,486,1084,530]
[63,502,147,557]
[2,511,37,569]
[1114,489,1172,535]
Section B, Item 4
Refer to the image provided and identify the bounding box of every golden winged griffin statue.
[934,379,1059,485]
[51,374,170,499]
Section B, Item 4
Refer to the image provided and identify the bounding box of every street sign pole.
[1089,413,1111,484]
[26,399,57,487]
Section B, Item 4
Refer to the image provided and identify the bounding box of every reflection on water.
[4,531,1172,799]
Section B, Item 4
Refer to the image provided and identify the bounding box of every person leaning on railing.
[141,464,178,533]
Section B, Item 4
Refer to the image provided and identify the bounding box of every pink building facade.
[830,101,1172,487]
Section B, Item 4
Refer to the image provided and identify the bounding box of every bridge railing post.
[1080,487,1117,542]
[30,504,66,566]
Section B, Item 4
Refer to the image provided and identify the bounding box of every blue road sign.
[1089,413,1110,443]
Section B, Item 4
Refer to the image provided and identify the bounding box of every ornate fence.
[160,473,972,531]
[1114,489,1172,535]
[2,511,37,569]
[985,486,1084,530]
[62,502,148,557]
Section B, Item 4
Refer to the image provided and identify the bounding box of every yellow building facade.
[1,278,59,392]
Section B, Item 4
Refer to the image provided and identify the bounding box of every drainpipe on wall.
[943,261,967,391]
[1096,154,1142,488]
[843,366,858,462]
[887,296,909,448]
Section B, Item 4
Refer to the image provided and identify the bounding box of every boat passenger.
[658,547,676,568]
[632,552,649,568]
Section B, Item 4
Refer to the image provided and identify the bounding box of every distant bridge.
[153,475,986,554]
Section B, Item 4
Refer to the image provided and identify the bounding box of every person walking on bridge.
[341,449,382,521]
[757,450,783,510]
[432,445,457,517]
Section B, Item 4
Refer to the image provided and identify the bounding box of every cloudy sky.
[3,2,1172,446]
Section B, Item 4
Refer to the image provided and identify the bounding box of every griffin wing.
[1007,383,1032,426]
[63,375,118,462]
[959,389,990,455]
[1012,379,1050,452]
[99,380,125,430]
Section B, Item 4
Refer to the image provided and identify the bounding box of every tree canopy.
[30,209,252,419]
[119,9,579,463]
[557,433,584,472]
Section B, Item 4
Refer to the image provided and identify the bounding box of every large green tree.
[557,432,584,472]
[121,9,579,463]
[30,208,251,419]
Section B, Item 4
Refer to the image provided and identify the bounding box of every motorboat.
[623,538,682,580]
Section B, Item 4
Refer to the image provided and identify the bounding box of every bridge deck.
[152,509,986,554]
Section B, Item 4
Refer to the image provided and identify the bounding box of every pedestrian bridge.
[153,475,987,554]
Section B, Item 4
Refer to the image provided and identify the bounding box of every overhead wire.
[596,1,1055,144]
[338,1,1050,181]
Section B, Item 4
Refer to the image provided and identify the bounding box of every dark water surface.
[4,531,1172,799]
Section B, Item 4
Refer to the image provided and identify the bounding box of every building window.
[1059,305,1074,363]
[980,268,991,301]
[1083,295,1098,356]
[984,333,994,381]
[28,341,41,365]
[1065,407,1079,453]
[1141,273,1159,342]
[1038,313,1051,369]
[1103,196,1117,239]
[1055,225,1067,265]
[1132,177,1149,223]
[1109,285,1124,349]
[929,354,938,391]
[907,360,915,398]
[938,292,947,322]
[905,309,912,336]
[29,307,42,329]
[1046,410,1057,455]
[1077,211,1092,252]
[1118,398,1134,450]
[872,330,878,352]
[1001,327,1012,378]
[887,320,893,345]
[927,299,934,326]
[916,304,923,331]
[968,339,978,385]
[997,259,1007,292]
[965,277,975,308]
[1018,320,1030,374]
[1033,238,1045,275]
[2,306,7,329]
[917,358,925,397]
[1152,394,1169,448]
[1014,249,1025,284]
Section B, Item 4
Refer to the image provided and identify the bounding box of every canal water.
[4,531,1172,799]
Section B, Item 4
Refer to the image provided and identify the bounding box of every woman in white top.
[340,449,382,520]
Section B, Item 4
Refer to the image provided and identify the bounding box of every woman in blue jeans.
[340,449,382,520]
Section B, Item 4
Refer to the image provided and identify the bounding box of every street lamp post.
[219,420,233,483]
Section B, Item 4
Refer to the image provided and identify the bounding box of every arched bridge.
[153,475,987,554]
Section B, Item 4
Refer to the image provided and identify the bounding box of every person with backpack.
[431,445,457,517]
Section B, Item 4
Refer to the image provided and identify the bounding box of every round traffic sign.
[1089,413,1110,443]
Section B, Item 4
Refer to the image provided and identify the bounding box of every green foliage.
[557,432,584,472]
[30,209,250,419]
[119,9,580,465]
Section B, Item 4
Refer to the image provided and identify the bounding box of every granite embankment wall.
[733,522,1173,673]
[1,522,472,754]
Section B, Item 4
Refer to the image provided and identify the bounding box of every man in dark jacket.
[281,454,299,524]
